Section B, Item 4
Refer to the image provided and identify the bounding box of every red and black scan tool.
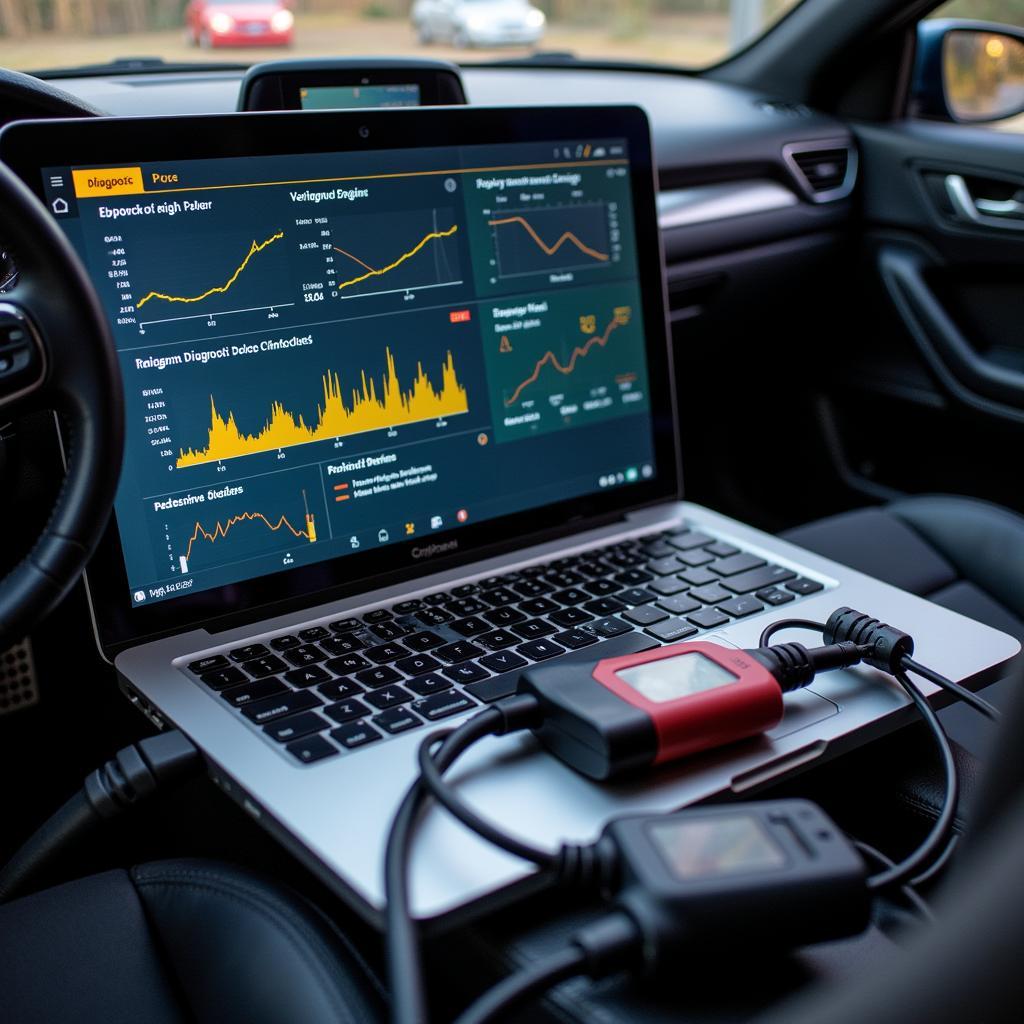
[517,641,787,781]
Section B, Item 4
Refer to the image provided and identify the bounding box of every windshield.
[0,1,805,76]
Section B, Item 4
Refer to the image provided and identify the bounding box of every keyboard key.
[450,616,492,637]
[756,587,796,606]
[591,616,633,638]
[786,578,825,595]
[329,618,361,633]
[421,593,449,606]
[265,711,325,743]
[442,662,490,685]
[270,635,302,652]
[688,584,732,604]
[363,609,393,624]
[549,607,594,628]
[519,597,560,616]
[200,666,247,690]
[394,599,423,614]
[678,567,718,586]
[477,629,520,650]
[719,596,766,618]
[317,678,364,702]
[623,605,669,627]
[646,557,683,576]
[404,630,446,652]
[451,584,479,598]
[363,642,409,664]
[407,673,453,697]
[544,570,583,588]
[416,608,454,627]
[618,588,656,606]
[413,691,479,721]
[446,597,488,617]
[480,650,529,673]
[705,542,739,558]
[677,549,715,567]
[330,722,382,749]
[369,621,410,642]
[584,597,626,616]
[517,638,566,661]
[721,565,797,594]
[655,594,701,615]
[284,665,331,688]
[649,576,689,597]
[229,643,271,663]
[615,569,654,587]
[482,606,527,627]
[396,653,442,677]
[511,619,558,640]
[479,574,512,589]
[434,640,486,664]
[512,579,551,598]
[241,690,321,725]
[667,530,714,551]
[583,579,621,597]
[374,707,423,735]
[483,587,519,607]
[641,540,678,559]
[356,665,403,689]
[552,587,590,606]
[574,561,608,579]
[687,607,731,629]
[324,698,370,724]
[325,653,371,675]
[286,735,339,764]
[283,645,327,667]
[321,635,364,657]
[299,626,331,642]
[645,618,699,642]
[365,686,413,710]
[189,654,230,674]
[709,552,767,576]
[221,677,288,707]
[553,629,599,650]
[242,655,288,679]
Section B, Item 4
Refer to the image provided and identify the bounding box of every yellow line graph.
[136,230,284,309]
[333,224,457,292]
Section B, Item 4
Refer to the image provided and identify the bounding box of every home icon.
[51,197,69,215]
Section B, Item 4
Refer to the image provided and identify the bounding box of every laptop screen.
[2,107,676,648]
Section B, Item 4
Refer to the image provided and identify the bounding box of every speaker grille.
[0,639,40,716]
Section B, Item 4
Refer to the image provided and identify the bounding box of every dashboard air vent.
[783,141,857,203]
[757,99,811,118]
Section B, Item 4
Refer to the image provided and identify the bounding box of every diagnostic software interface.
[44,138,655,607]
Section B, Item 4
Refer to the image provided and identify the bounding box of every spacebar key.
[722,564,797,594]
[463,630,659,704]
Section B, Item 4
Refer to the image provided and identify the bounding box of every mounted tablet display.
[240,58,466,111]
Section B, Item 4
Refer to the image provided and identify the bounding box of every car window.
[926,0,1024,132]
[0,1,804,75]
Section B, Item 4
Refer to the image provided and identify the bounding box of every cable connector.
[84,729,202,819]
[747,639,864,691]
[823,606,915,674]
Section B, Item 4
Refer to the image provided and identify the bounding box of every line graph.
[488,203,612,279]
[333,224,458,292]
[137,231,285,309]
[505,307,630,407]
[183,504,315,564]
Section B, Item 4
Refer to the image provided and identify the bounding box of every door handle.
[945,174,1024,229]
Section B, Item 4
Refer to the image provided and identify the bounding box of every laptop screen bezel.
[0,105,680,656]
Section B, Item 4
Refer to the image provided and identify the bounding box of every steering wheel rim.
[0,158,123,646]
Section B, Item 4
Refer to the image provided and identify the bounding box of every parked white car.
[412,0,546,48]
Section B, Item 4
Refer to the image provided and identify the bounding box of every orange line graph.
[184,509,314,563]
[504,306,631,407]
[487,215,609,263]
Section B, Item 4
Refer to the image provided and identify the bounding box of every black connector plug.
[746,640,864,692]
[824,606,915,674]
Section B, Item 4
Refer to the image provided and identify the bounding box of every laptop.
[1,106,1017,927]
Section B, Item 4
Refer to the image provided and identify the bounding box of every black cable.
[385,708,506,1024]
[454,945,588,1024]
[866,668,959,892]
[901,656,1000,720]
[417,732,557,869]
[758,618,827,648]
[852,839,934,922]
[911,834,960,888]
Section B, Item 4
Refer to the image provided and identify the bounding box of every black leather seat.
[0,858,384,1024]
[782,494,1024,756]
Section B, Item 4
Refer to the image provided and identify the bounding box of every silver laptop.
[2,106,1017,926]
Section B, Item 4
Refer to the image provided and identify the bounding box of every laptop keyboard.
[181,523,829,765]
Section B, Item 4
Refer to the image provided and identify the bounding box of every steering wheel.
[0,158,123,647]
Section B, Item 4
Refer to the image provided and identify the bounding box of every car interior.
[1,0,1023,1021]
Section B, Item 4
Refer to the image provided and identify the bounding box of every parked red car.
[185,0,294,48]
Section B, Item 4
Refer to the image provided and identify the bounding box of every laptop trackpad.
[768,688,839,740]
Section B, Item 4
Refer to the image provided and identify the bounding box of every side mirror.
[913,18,1024,124]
